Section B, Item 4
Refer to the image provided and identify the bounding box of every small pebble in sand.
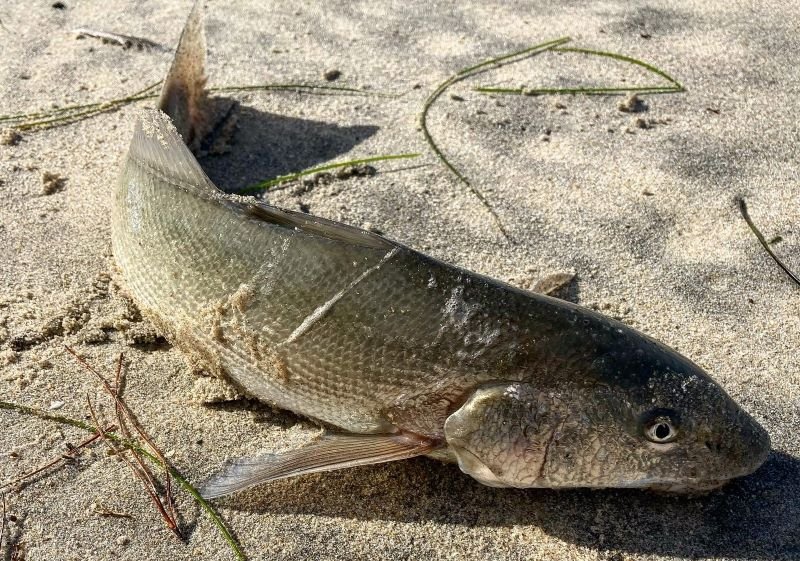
[1,128,22,146]
[533,273,575,296]
[116,536,130,546]
[41,171,66,195]
[49,400,65,410]
[362,222,384,235]
[52,1,67,8]
[1,349,18,365]
[553,100,567,110]
[124,323,161,346]
[78,327,109,344]
[632,116,651,129]
[617,94,645,113]
[335,164,375,180]
[450,93,465,101]
[323,68,341,81]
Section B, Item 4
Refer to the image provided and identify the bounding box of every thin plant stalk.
[476,85,679,95]
[241,153,420,194]
[476,47,684,96]
[0,81,386,132]
[85,394,181,539]
[1,81,162,130]
[737,197,800,287]
[210,83,385,96]
[0,425,115,491]
[0,400,246,561]
[1,493,5,553]
[419,37,571,240]
[550,46,683,89]
[66,349,179,534]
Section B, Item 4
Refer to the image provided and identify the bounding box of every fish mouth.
[644,479,728,494]
[610,477,729,494]
[616,466,764,493]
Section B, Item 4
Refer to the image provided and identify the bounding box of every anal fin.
[200,433,436,499]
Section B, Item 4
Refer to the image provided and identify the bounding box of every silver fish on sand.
[111,3,770,499]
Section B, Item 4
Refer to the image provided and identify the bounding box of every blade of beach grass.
[2,81,163,131]
[1,494,5,553]
[551,46,684,89]
[477,85,680,95]
[210,83,392,97]
[241,153,421,194]
[475,46,684,96]
[419,36,572,241]
[0,82,391,132]
[737,197,800,287]
[0,399,247,561]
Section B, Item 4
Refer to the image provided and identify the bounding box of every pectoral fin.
[200,433,436,499]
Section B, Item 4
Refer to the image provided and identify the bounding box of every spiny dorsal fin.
[127,108,219,196]
[158,0,209,150]
[199,433,436,499]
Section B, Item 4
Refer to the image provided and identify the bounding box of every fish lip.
[613,477,730,493]
[616,456,773,493]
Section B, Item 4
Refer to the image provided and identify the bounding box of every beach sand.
[1,1,799,559]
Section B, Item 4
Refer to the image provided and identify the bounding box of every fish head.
[444,338,770,491]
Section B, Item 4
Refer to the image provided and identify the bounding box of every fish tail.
[158,0,210,151]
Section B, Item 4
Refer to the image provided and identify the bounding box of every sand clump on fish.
[110,2,770,500]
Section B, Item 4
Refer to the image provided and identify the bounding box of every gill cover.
[444,383,566,488]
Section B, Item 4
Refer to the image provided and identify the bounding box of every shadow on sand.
[197,99,378,193]
[214,448,799,559]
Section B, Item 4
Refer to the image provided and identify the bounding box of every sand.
[1,1,799,559]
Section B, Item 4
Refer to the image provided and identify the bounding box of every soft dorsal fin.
[127,109,219,197]
[244,204,397,250]
[158,0,209,149]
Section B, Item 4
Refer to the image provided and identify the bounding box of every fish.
[110,3,770,499]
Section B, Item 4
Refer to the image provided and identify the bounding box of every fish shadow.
[198,98,379,193]
[218,450,800,559]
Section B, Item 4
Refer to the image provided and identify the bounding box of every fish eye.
[645,417,677,443]
[641,409,679,444]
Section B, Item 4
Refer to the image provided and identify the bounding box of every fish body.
[110,4,770,498]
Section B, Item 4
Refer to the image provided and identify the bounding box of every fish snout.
[711,409,771,478]
[736,411,771,475]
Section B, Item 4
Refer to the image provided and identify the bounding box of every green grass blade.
[476,46,685,97]
[0,400,247,561]
[550,46,684,90]
[0,80,387,133]
[737,197,800,287]
[419,37,571,240]
[475,85,681,96]
[0,81,162,124]
[240,153,421,194]
[210,83,392,97]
